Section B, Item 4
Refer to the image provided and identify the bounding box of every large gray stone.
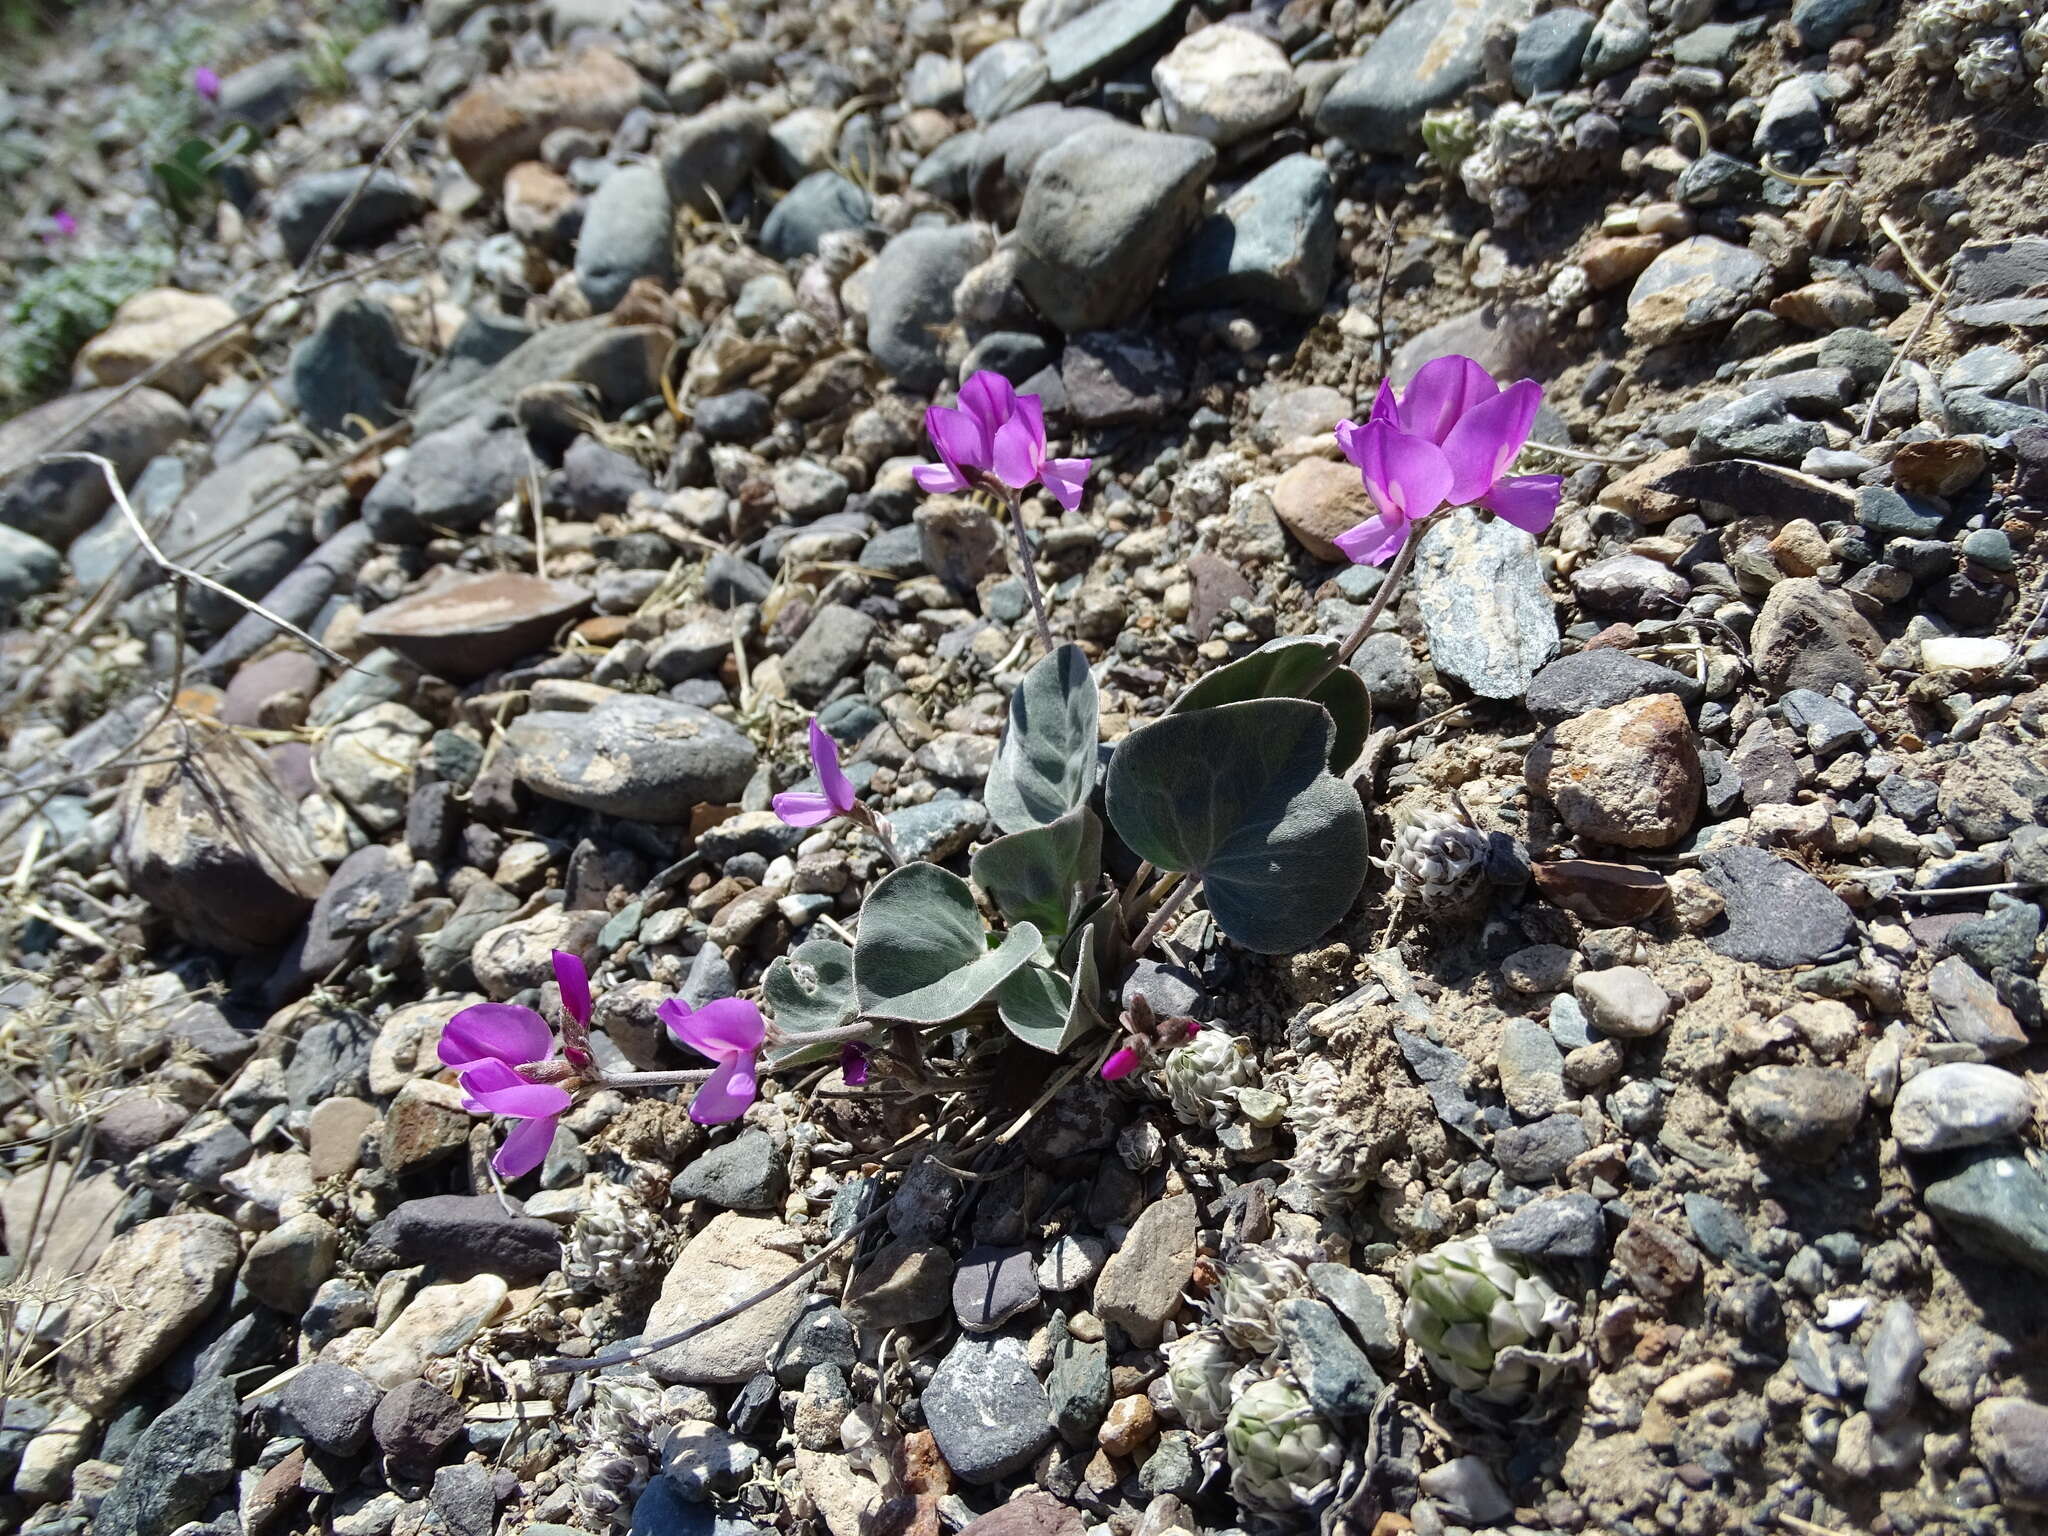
[152,442,310,630]
[0,387,190,549]
[1698,845,1854,968]
[1015,122,1214,334]
[1413,509,1559,700]
[274,168,427,265]
[1164,152,1335,316]
[292,297,419,433]
[923,1333,1057,1483]
[866,224,991,391]
[760,172,869,261]
[659,102,770,216]
[415,319,668,437]
[1041,0,1188,88]
[1315,0,1531,153]
[509,693,758,821]
[578,164,675,312]
[0,523,61,602]
[363,411,529,543]
[1924,1149,2048,1279]
[89,1379,237,1536]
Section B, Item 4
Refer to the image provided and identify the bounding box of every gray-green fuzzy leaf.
[1165,635,1370,775]
[970,805,1103,945]
[854,861,1044,1023]
[986,642,1100,834]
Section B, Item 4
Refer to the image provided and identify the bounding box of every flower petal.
[959,371,1018,442]
[689,1052,759,1124]
[1480,474,1564,534]
[1441,378,1542,505]
[1038,456,1090,512]
[1367,377,1401,428]
[926,404,991,475]
[1332,511,1412,567]
[492,1113,559,1179]
[990,412,1043,489]
[460,1060,574,1119]
[772,790,839,826]
[1100,1047,1140,1081]
[661,996,767,1058]
[1397,355,1499,443]
[1351,421,1454,523]
[1334,417,1372,470]
[840,1043,869,1086]
[912,462,971,495]
[810,718,857,813]
[552,951,592,1028]
[439,1003,552,1070]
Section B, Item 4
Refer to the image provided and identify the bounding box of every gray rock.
[781,606,877,704]
[1497,1015,1566,1119]
[371,1194,562,1278]
[0,523,61,602]
[1924,1149,2048,1279]
[672,1130,787,1211]
[867,224,991,390]
[1571,552,1691,618]
[153,442,309,631]
[1939,743,2048,843]
[1489,1191,1605,1260]
[1512,8,1595,96]
[1413,508,1560,699]
[363,411,528,543]
[1308,1262,1401,1358]
[1579,0,1652,77]
[1046,1313,1109,1446]
[887,797,989,862]
[659,102,770,216]
[1973,1397,2048,1507]
[274,169,426,265]
[1526,648,1702,725]
[1699,845,1855,967]
[1863,1300,1923,1426]
[578,164,675,312]
[1948,901,2042,978]
[1316,0,1530,152]
[276,1362,382,1455]
[0,386,190,549]
[1092,1192,1196,1345]
[1926,956,2028,1059]
[1573,966,1672,1038]
[89,1379,237,1536]
[414,317,667,437]
[1792,0,1878,46]
[1277,1297,1382,1418]
[292,297,419,434]
[965,39,1049,121]
[509,694,758,821]
[923,1333,1056,1483]
[1419,1457,1514,1526]
[1728,1065,1865,1163]
[1951,236,2048,327]
[1164,152,1335,316]
[1626,236,1771,342]
[1493,1113,1591,1184]
[775,1302,857,1387]
[1060,330,1184,425]
[953,1244,1040,1332]
[1348,630,1421,710]
[1041,0,1188,88]
[1781,688,1876,755]
[1016,122,1214,334]
[218,53,308,131]
[760,172,869,261]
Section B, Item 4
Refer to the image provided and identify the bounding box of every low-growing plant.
[0,246,173,404]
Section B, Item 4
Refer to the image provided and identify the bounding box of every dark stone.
[671,1130,787,1211]
[90,1380,237,1536]
[952,1245,1040,1333]
[1699,845,1855,967]
[275,1362,381,1456]
[1525,648,1702,726]
[1277,1297,1382,1418]
[373,1377,466,1468]
[370,1194,563,1279]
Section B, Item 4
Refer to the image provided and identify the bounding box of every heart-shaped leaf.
[970,805,1103,945]
[1105,698,1369,954]
[1165,636,1370,775]
[855,862,1043,1024]
[764,938,856,1036]
[997,936,1111,1055]
[986,642,1099,834]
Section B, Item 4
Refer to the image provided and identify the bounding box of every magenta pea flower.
[438,949,591,1177]
[44,210,78,241]
[773,719,857,828]
[660,996,767,1124]
[1100,1047,1140,1081]
[913,370,1091,512]
[1331,355,1563,566]
[840,1043,869,1086]
[193,66,222,102]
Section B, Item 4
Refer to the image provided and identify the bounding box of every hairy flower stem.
[1332,527,1420,669]
[855,804,908,868]
[998,484,1056,653]
[1130,874,1200,960]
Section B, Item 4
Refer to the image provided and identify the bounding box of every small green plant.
[0,247,173,405]
[152,121,259,227]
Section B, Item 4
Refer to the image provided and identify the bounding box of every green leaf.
[763,939,856,1036]
[986,642,1099,834]
[1104,698,1369,954]
[996,937,1110,1055]
[970,805,1103,946]
[1164,636,1370,775]
[854,862,1043,1024]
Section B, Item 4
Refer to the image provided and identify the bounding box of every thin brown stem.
[999,485,1055,653]
[1333,527,1420,668]
[1129,874,1198,960]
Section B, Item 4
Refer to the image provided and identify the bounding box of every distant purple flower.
[660,996,766,1124]
[1100,1047,1140,1081]
[1331,355,1563,566]
[773,719,857,828]
[913,370,1091,512]
[193,66,222,102]
[840,1043,869,1086]
[44,210,77,241]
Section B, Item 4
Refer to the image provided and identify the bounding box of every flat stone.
[1497,1015,1567,1118]
[1973,1397,2048,1506]
[645,1213,810,1384]
[1315,0,1531,152]
[1699,845,1855,967]
[1488,1191,1606,1260]
[509,693,757,821]
[1950,236,2048,327]
[845,1237,955,1329]
[1625,236,1770,344]
[1892,1063,2033,1153]
[1525,648,1701,726]
[274,169,426,265]
[1276,1297,1381,1418]
[64,1214,240,1415]
[923,1332,1056,1484]
[1414,508,1560,700]
[1751,577,1883,699]
[88,1379,237,1536]
[371,1194,563,1279]
[1041,0,1187,88]
[1927,956,2028,1059]
[1164,152,1335,316]
[781,606,878,704]
[359,572,594,681]
[357,1276,510,1388]
[1572,966,1674,1038]
[1092,1192,1195,1345]
[953,1245,1040,1333]
[1728,1065,1865,1163]
[1924,1150,2048,1279]
[1494,1112,1592,1183]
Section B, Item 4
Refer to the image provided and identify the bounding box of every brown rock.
[380,1079,473,1177]
[1579,235,1665,291]
[1612,1216,1700,1301]
[957,1491,1083,1536]
[1891,438,1988,498]
[358,571,594,681]
[1596,447,1691,525]
[1771,279,1877,330]
[1093,1192,1197,1345]
[1526,693,1701,850]
[1530,860,1670,924]
[113,725,329,953]
[445,49,647,191]
[503,161,582,250]
[1750,577,1882,698]
[1271,457,1371,561]
[845,1238,956,1329]
[644,1212,811,1383]
[1098,1394,1156,1457]
[308,1096,379,1179]
[76,289,240,400]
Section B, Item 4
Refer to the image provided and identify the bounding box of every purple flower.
[44,210,78,241]
[193,66,222,102]
[1331,355,1563,566]
[913,371,1091,512]
[660,996,767,1124]
[772,719,856,828]
[840,1043,869,1086]
[1100,1047,1140,1081]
